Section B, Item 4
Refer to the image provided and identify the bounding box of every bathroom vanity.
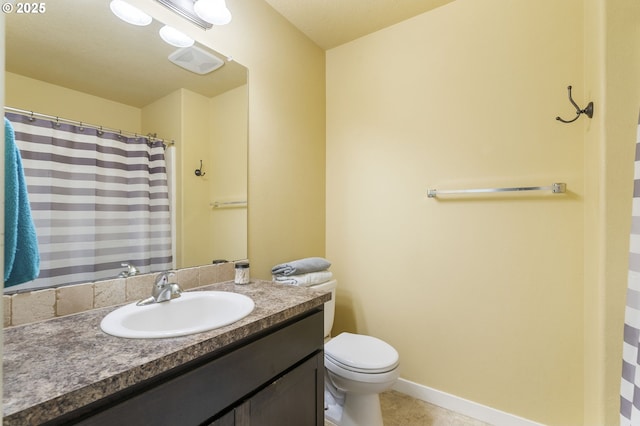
[3,280,330,425]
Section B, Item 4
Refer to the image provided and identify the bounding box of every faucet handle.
[152,271,177,297]
[154,271,176,285]
[149,271,181,303]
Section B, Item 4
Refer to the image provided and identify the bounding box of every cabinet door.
[209,410,235,426]
[237,353,324,426]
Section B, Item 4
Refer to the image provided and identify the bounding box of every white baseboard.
[392,378,546,426]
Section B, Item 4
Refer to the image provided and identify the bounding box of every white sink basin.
[100,291,255,339]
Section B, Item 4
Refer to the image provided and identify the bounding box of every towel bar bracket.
[551,182,567,193]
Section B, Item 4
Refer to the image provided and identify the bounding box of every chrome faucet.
[136,271,183,306]
[118,262,140,278]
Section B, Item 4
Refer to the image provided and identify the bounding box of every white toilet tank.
[310,279,337,339]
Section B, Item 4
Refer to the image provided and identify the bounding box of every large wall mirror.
[4,1,248,293]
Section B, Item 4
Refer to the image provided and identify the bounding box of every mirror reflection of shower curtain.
[621,112,640,425]
[5,112,173,291]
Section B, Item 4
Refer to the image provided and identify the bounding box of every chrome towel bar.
[210,200,248,208]
[427,182,566,198]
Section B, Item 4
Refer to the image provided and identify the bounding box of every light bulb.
[159,25,194,48]
[194,0,232,25]
[109,0,152,26]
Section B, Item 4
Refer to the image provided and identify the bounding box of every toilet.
[310,280,400,426]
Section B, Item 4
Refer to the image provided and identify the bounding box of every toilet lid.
[325,332,399,373]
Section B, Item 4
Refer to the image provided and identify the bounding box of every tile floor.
[325,390,493,426]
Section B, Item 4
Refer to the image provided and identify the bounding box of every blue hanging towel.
[4,117,39,287]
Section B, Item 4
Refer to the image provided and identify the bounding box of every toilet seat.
[324,332,399,374]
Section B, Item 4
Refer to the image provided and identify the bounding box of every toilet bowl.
[310,280,400,426]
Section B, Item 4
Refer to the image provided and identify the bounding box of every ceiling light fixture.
[193,0,232,26]
[159,25,195,47]
[154,0,212,30]
[110,0,153,26]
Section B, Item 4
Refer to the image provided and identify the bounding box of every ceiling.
[5,0,453,108]
[264,0,456,50]
[5,1,247,108]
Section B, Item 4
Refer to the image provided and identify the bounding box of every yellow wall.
[583,0,640,424]
[209,85,248,261]
[327,0,585,424]
[5,72,141,131]
[142,87,248,267]
[583,1,606,422]
[140,89,183,267]
[130,0,327,279]
[180,89,214,267]
[132,0,640,423]
[8,0,639,423]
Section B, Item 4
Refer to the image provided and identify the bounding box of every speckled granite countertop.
[3,280,330,425]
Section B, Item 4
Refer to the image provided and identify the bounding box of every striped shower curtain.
[5,112,172,291]
[621,114,640,425]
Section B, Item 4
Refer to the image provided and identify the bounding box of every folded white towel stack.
[271,257,332,287]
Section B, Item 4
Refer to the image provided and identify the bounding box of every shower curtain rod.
[4,106,176,147]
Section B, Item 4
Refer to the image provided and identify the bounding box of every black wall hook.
[556,85,594,123]
[194,160,206,177]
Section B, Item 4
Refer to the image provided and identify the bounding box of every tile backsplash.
[3,262,235,327]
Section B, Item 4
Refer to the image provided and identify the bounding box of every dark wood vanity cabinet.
[57,309,325,426]
[210,353,323,426]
